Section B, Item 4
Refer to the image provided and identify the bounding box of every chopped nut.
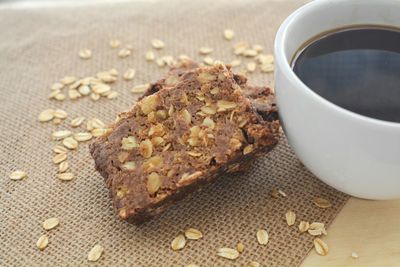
[217,247,239,260]
[57,172,74,181]
[118,48,131,58]
[121,136,138,150]
[122,161,136,171]
[123,68,136,80]
[223,29,235,40]
[236,242,244,253]
[43,217,59,230]
[145,51,155,61]
[151,39,165,49]
[184,228,203,240]
[52,130,72,140]
[73,132,92,142]
[88,244,104,262]
[109,39,121,48]
[256,229,269,245]
[131,83,150,94]
[62,137,78,150]
[79,49,92,59]
[313,238,329,256]
[38,109,55,122]
[314,197,332,209]
[9,170,27,180]
[299,221,310,233]
[70,116,85,127]
[199,47,213,55]
[171,234,186,251]
[53,153,67,164]
[285,210,296,226]
[58,161,69,173]
[249,261,260,267]
[36,235,49,250]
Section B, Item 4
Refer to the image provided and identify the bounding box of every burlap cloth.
[0,0,349,266]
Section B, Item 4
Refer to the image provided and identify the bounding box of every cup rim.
[274,0,400,128]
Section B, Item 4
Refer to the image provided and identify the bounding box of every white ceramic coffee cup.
[274,0,400,199]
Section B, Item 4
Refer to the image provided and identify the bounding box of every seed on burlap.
[171,234,186,251]
[299,221,310,233]
[314,197,332,209]
[79,49,92,59]
[249,261,260,267]
[285,210,296,226]
[217,247,240,260]
[43,217,59,230]
[36,235,49,250]
[38,109,55,122]
[54,93,66,101]
[53,153,67,164]
[313,238,329,256]
[145,51,155,61]
[151,39,165,49]
[52,130,72,140]
[256,229,269,245]
[73,132,92,142]
[123,68,136,80]
[70,117,85,128]
[62,137,78,150]
[61,76,76,85]
[236,242,244,253]
[57,172,74,181]
[59,161,69,173]
[53,145,68,154]
[199,47,213,55]
[223,29,235,40]
[9,170,27,180]
[184,228,203,240]
[53,109,68,119]
[131,84,150,94]
[109,39,121,48]
[88,244,104,262]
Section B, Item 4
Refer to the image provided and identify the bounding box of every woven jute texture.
[0,0,349,266]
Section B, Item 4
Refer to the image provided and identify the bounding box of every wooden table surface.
[301,197,400,266]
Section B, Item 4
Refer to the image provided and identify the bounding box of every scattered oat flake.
[236,242,244,253]
[79,49,92,59]
[131,83,150,94]
[59,161,69,173]
[53,118,62,125]
[54,93,66,101]
[217,247,239,260]
[260,63,274,73]
[53,109,68,119]
[151,39,165,49]
[109,39,121,49]
[123,68,136,81]
[247,62,256,72]
[249,261,260,267]
[38,109,55,122]
[145,51,155,61]
[351,252,359,259]
[314,197,332,209]
[230,59,241,67]
[51,82,64,91]
[298,221,310,233]
[63,137,78,150]
[171,234,186,251]
[73,132,93,142]
[90,118,105,129]
[53,153,67,164]
[118,48,131,58]
[92,128,110,137]
[52,130,72,140]
[88,244,104,262]
[256,229,269,245]
[70,117,85,128]
[109,68,118,76]
[224,29,235,40]
[184,228,203,240]
[285,210,296,226]
[199,47,213,55]
[203,57,214,66]
[61,76,76,85]
[53,145,68,154]
[43,217,59,230]
[36,235,49,250]
[107,91,119,99]
[253,44,264,52]
[9,170,27,180]
[278,189,287,197]
[314,238,329,256]
[156,57,165,67]
[57,172,74,181]
[90,93,100,101]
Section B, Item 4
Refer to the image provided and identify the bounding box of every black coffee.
[293,26,400,123]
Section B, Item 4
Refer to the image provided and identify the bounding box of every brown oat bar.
[90,63,279,224]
